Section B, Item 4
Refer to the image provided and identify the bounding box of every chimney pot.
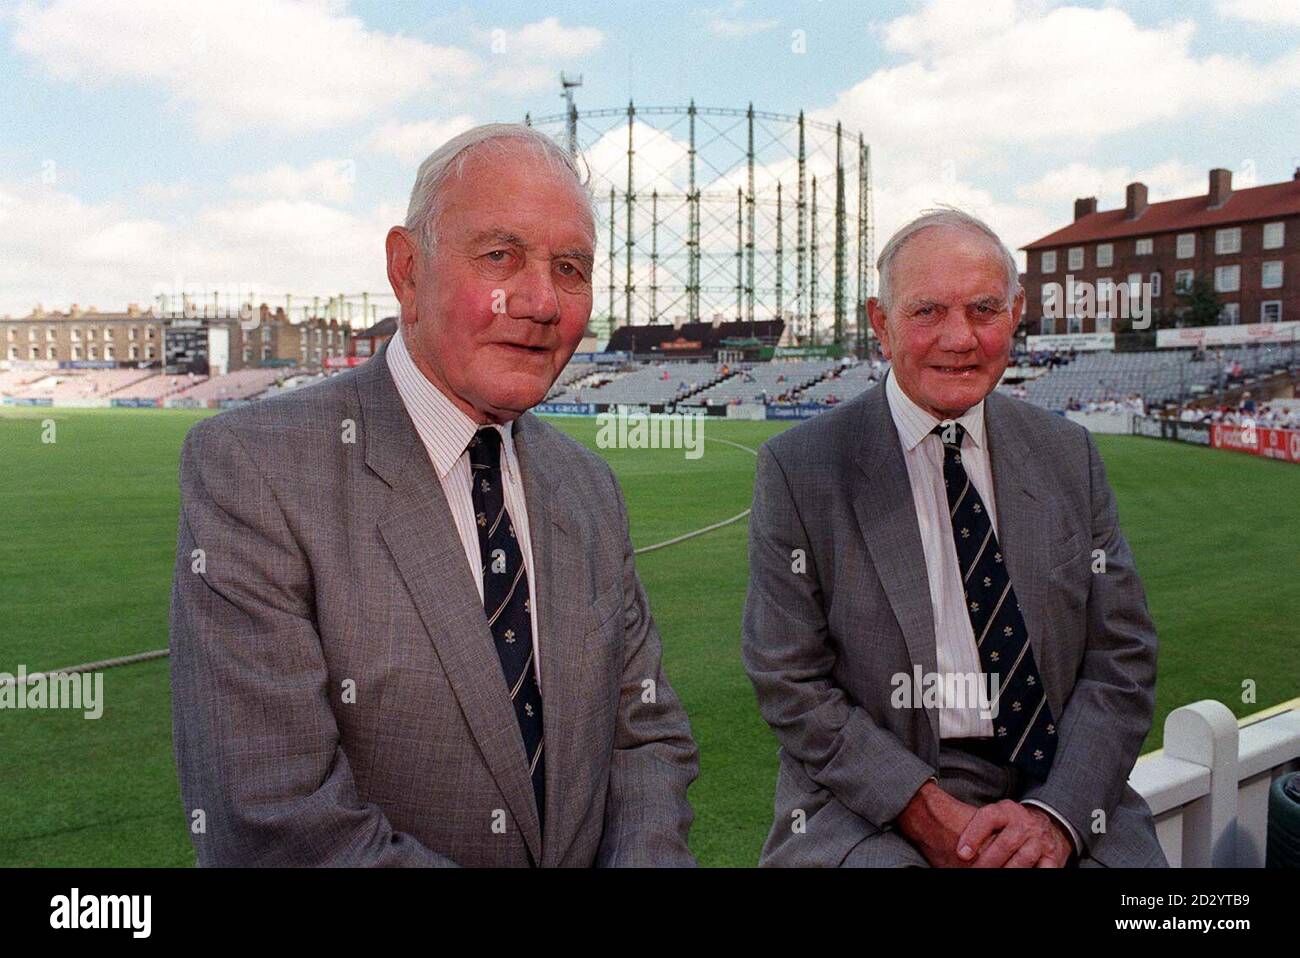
[1208,167,1232,208]
[1125,182,1149,220]
[1074,196,1098,221]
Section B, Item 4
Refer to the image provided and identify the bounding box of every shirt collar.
[385,324,513,479]
[884,366,987,452]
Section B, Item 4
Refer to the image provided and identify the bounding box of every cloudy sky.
[2,0,1299,319]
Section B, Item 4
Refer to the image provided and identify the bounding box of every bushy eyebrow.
[468,230,593,268]
[468,229,526,248]
[555,249,595,269]
[901,295,1007,312]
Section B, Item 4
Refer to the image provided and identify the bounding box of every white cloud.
[480,16,603,58]
[1015,159,1210,209]
[137,182,190,203]
[708,16,779,36]
[583,121,691,195]
[474,17,604,96]
[817,1,1300,254]
[827,2,1300,159]
[12,0,480,137]
[363,116,478,167]
[0,178,401,316]
[1217,0,1300,26]
[229,159,358,204]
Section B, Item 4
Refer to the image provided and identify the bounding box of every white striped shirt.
[885,368,995,738]
[386,326,542,689]
[885,369,1082,852]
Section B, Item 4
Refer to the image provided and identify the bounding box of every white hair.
[876,207,1020,313]
[403,122,597,254]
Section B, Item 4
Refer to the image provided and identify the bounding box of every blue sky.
[1,0,1298,319]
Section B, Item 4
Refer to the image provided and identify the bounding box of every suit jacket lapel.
[357,345,543,862]
[511,412,591,868]
[983,394,1056,707]
[851,386,941,745]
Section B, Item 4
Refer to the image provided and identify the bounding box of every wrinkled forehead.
[891,226,1010,293]
[441,144,596,243]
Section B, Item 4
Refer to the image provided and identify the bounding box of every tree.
[1179,274,1222,327]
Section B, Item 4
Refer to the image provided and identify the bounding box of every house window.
[1096,277,1113,318]
[29,345,39,359]
[1219,303,1240,324]
[71,327,81,341]
[1127,273,1145,320]
[46,326,56,341]
[1176,233,1195,258]
[71,345,82,360]
[1067,247,1083,270]
[1095,316,1112,332]
[1215,227,1241,255]
[1262,222,1284,250]
[145,346,156,360]
[1175,269,1194,293]
[48,346,57,361]
[104,327,114,340]
[7,346,16,360]
[146,326,156,339]
[88,346,98,359]
[105,345,115,360]
[1261,301,1283,323]
[87,327,96,339]
[1149,271,1162,297]
[129,345,139,360]
[1040,284,1058,313]
[1214,265,1240,292]
[1096,243,1113,268]
[1041,316,1056,334]
[1262,261,1283,289]
[1135,237,1153,255]
[129,326,138,340]
[28,327,37,341]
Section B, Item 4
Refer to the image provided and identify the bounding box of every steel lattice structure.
[525,100,874,348]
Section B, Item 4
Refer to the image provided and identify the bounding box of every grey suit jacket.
[169,342,699,866]
[742,383,1166,867]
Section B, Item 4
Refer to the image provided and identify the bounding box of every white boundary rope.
[11,433,761,677]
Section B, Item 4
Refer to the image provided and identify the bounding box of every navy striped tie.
[933,421,1057,781]
[467,427,545,828]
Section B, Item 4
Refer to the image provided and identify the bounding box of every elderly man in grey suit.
[743,209,1166,868]
[169,123,698,867]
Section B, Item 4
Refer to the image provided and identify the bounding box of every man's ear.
[867,297,892,359]
[386,226,419,321]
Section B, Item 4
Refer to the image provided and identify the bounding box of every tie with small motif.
[467,427,545,828]
[933,421,1057,781]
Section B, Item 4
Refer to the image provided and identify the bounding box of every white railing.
[1130,698,1300,866]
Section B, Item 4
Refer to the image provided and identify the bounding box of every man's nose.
[935,311,979,353]
[508,263,560,323]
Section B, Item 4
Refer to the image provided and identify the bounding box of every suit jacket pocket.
[1049,530,1086,574]
[584,583,624,638]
